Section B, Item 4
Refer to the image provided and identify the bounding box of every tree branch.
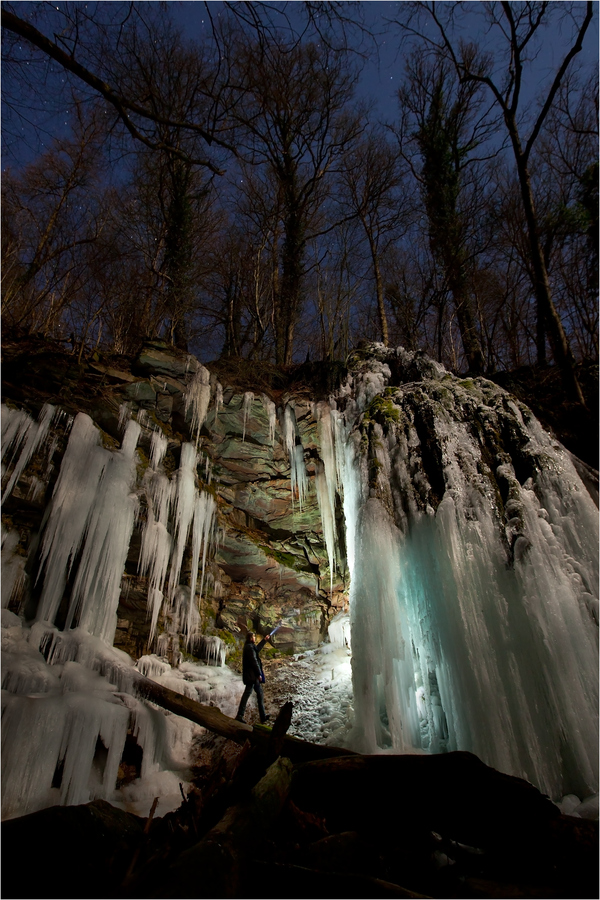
[524,0,594,162]
[1,7,233,172]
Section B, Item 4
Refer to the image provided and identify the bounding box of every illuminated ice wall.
[333,347,598,803]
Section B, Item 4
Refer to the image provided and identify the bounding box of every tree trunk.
[153,757,295,898]
[509,127,586,406]
[278,207,304,366]
[449,275,485,374]
[536,297,547,366]
[223,273,242,358]
[367,232,389,346]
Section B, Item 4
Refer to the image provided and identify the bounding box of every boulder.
[124,381,157,407]
[135,345,199,379]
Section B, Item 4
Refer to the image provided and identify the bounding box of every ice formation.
[241,391,254,442]
[1,403,57,503]
[281,402,308,509]
[215,381,223,414]
[314,401,340,593]
[188,634,226,667]
[184,364,211,445]
[1,343,598,823]
[2,612,170,819]
[2,526,26,609]
[327,611,351,651]
[138,437,216,643]
[1,402,222,820]
[332,349,599,803]
[262,394,277,445]
[35,414,141,644]
[1,610,240,821]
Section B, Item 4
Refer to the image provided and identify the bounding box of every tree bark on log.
[155,757,295,898]
[129,668,356,763]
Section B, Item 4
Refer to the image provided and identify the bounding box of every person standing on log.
[235,632,271,724]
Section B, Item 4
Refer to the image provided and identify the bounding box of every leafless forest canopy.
[2,2,597,396]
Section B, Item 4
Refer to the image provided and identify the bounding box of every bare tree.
[307,221,363,361]
[1,3,233,171]
[397,1,594,403]
[396,47,502,374]
[1,107,107,337]
[229,33,362,364]
[533,70,599,362]
[339,129,410,346]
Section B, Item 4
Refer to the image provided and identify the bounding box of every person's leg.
[253,681,267,723]
[236,683,253,720]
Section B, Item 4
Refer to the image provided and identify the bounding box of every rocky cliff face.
[2,338,349,666]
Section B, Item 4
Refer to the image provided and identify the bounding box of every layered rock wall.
[2,340,348,665]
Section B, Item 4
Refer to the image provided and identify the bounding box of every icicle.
[332,409,362,586]
[167,443,198,600]
[26,476,45,503]
[1,527,27,609]
[66,419,140,644]
[156,633,170,658]
[136,654,172,679]
[118,403,132,433]
[1,405,32,467]
[1,404,56,503]
[35,415,140,645]
[241,392,254,442]
[315,462,336,595]
[169,586,194,637]
[189,635,225,666]
[215,381,223,414]
[138,473,173,642]
[261,394,277,445]
[328,611,351,651]
[186,491,216,637]
[149,430,168,469]
[314,401,340,594]
[282,403,308,509]
[35,414,109,627]
[184,366,211,446]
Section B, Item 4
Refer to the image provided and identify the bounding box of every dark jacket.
[242,639,267,685]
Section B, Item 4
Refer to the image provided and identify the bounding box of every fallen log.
[151,757,295,898]
[128,668,355,763]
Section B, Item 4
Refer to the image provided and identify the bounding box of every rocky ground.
[214,628,354,745]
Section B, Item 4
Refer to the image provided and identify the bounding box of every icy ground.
[264,642,354,747]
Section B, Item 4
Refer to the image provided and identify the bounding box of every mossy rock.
[363,395,400,429]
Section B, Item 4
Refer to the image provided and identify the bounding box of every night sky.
[3,1,598,172]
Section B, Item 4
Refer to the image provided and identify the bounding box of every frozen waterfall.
[333,350,598,802]
[1,404,220,820]
[1,344,597,822]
